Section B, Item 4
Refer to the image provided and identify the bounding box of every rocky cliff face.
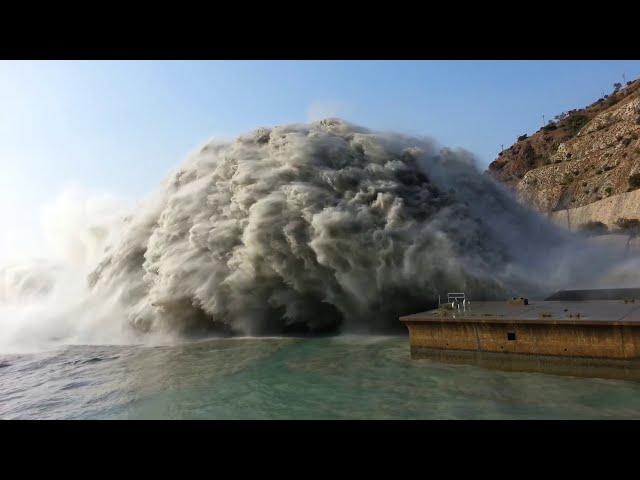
[488,79,640,213]
[550,188,640,231]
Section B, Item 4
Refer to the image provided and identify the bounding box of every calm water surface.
[1,335,640,419]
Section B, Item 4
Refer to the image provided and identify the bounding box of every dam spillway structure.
[400,289,640,381]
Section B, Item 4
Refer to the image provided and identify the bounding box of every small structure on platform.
[400,289,640,380]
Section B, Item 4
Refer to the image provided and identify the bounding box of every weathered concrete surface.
[410,347,640,382]
[400,300,640,359]
[404,321,640,359]
[549,189,640,231]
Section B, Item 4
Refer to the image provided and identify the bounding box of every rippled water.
[1,335,640,419]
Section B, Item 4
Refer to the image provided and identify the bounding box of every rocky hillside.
[488,78,640,213]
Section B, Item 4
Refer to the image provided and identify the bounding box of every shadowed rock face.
[489,79,640,213]
[545,288,640,301]
[85,119,625,337]
[549,189,640,233]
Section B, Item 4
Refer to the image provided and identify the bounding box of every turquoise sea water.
[1,335,640,419]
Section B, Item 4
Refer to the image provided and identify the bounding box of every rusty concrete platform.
[400,299,640,360]
[410,347,640,382]
[401,300,640,326]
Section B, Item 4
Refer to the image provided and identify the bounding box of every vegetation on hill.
[578,221,609,236]
[488,77,640,213]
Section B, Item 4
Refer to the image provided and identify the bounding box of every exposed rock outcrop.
[489,78,640,214]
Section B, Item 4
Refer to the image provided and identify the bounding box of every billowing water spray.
[0,188,134,352]
[1,119,636,349]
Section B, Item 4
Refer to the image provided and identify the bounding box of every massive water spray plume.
[1,119,635,349]
[84,119,628,337]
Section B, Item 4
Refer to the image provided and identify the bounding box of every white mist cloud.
[40,186,130,267]
[306,100,351,122]
[0,187,133,353]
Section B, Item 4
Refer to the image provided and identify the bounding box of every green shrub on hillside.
[615,218,640,236]
[566,113,589,134]
[629,173,640,190]
[615,218,640,256]
[578,221,608,236]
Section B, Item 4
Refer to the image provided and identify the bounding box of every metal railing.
[447,293,465,303]
[437,292,469,313]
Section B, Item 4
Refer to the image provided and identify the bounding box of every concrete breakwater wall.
[549,189,640,232]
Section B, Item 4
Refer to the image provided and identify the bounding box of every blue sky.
[2,60,640,257]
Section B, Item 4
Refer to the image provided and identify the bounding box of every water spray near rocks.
[1,119,634,348]
[88,119,627,336]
